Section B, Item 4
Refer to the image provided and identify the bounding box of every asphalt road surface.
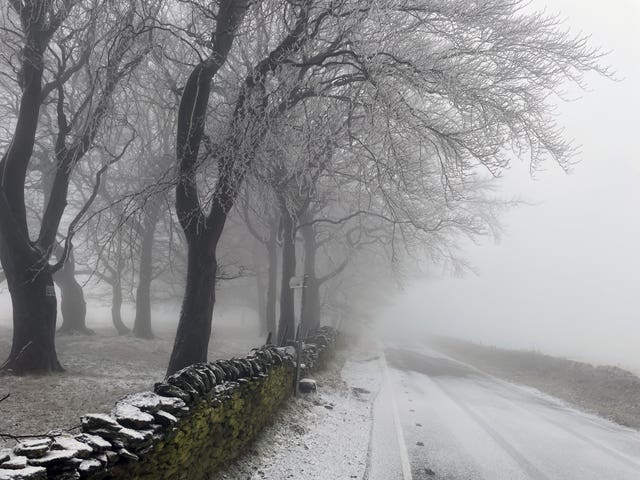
[365,346,640,480]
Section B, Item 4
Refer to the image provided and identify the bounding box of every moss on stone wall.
[108,364,294,480]
[0,328,337,480]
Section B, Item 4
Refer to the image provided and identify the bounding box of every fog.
[377,0,640,373]
[0,0,635,374]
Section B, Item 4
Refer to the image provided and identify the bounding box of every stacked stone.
[0,330,338,480]
[0,391,186,480]
[302,326,338,371]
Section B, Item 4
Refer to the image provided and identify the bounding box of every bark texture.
[0,246,62,373]
[111,277,130,335]
[300,221,320,334]
[0,3,63,373]
[278,207,296,346]
[134,202,161,339]
[167,232,218,374]
[265,231,278,339]
[55,250,91,335]
[167,0,250,375]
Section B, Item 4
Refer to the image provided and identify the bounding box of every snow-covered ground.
[0,323,261,448]
[217,338,383,480]
[0,306,386,480]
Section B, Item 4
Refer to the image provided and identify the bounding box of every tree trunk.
[252,243,268,337]
[166,232,218,375]
[0,9,62,374]
[303,277,321,334]
[0,247,62,374]
[278,209,296,346]
[54,250,91,335]
[265,231,278,341]
[111,278,129,335]
[168,0,250,376]
[300,220,320,334]
[133,203,160,339]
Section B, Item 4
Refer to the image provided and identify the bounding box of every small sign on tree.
[289,276,306,289]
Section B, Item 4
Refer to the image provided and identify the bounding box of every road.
[365,346,640,480]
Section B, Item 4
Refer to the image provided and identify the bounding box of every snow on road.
[382,347,640,480]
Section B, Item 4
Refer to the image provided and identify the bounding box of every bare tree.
[0,1,157,373]
[162,0,606,373]
[240,192,279,339]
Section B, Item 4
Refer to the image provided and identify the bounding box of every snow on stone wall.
[0,328,337,480]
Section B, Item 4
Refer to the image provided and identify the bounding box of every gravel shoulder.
[216,338,383,480]
[430,336,640,430]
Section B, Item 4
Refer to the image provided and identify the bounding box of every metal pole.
[300,275,308,336]
[294,324,302,396]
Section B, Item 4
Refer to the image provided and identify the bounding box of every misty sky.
[378,0,640,372]
[0,0,635,372]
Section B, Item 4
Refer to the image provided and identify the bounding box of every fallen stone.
[0,457,27,470]
[13,439,51,459]
[0,466,47,480]
[113,403,155,429]
[52,436,93,459]
[298,378,317,394]
[73,434,111,452]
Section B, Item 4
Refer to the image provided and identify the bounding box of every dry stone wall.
[0,328,337,480]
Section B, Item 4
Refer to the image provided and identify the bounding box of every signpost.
[290,275,308,396]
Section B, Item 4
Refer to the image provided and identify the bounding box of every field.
[0,319,262,448]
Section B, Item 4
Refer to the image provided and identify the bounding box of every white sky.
[378,0,640,372]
